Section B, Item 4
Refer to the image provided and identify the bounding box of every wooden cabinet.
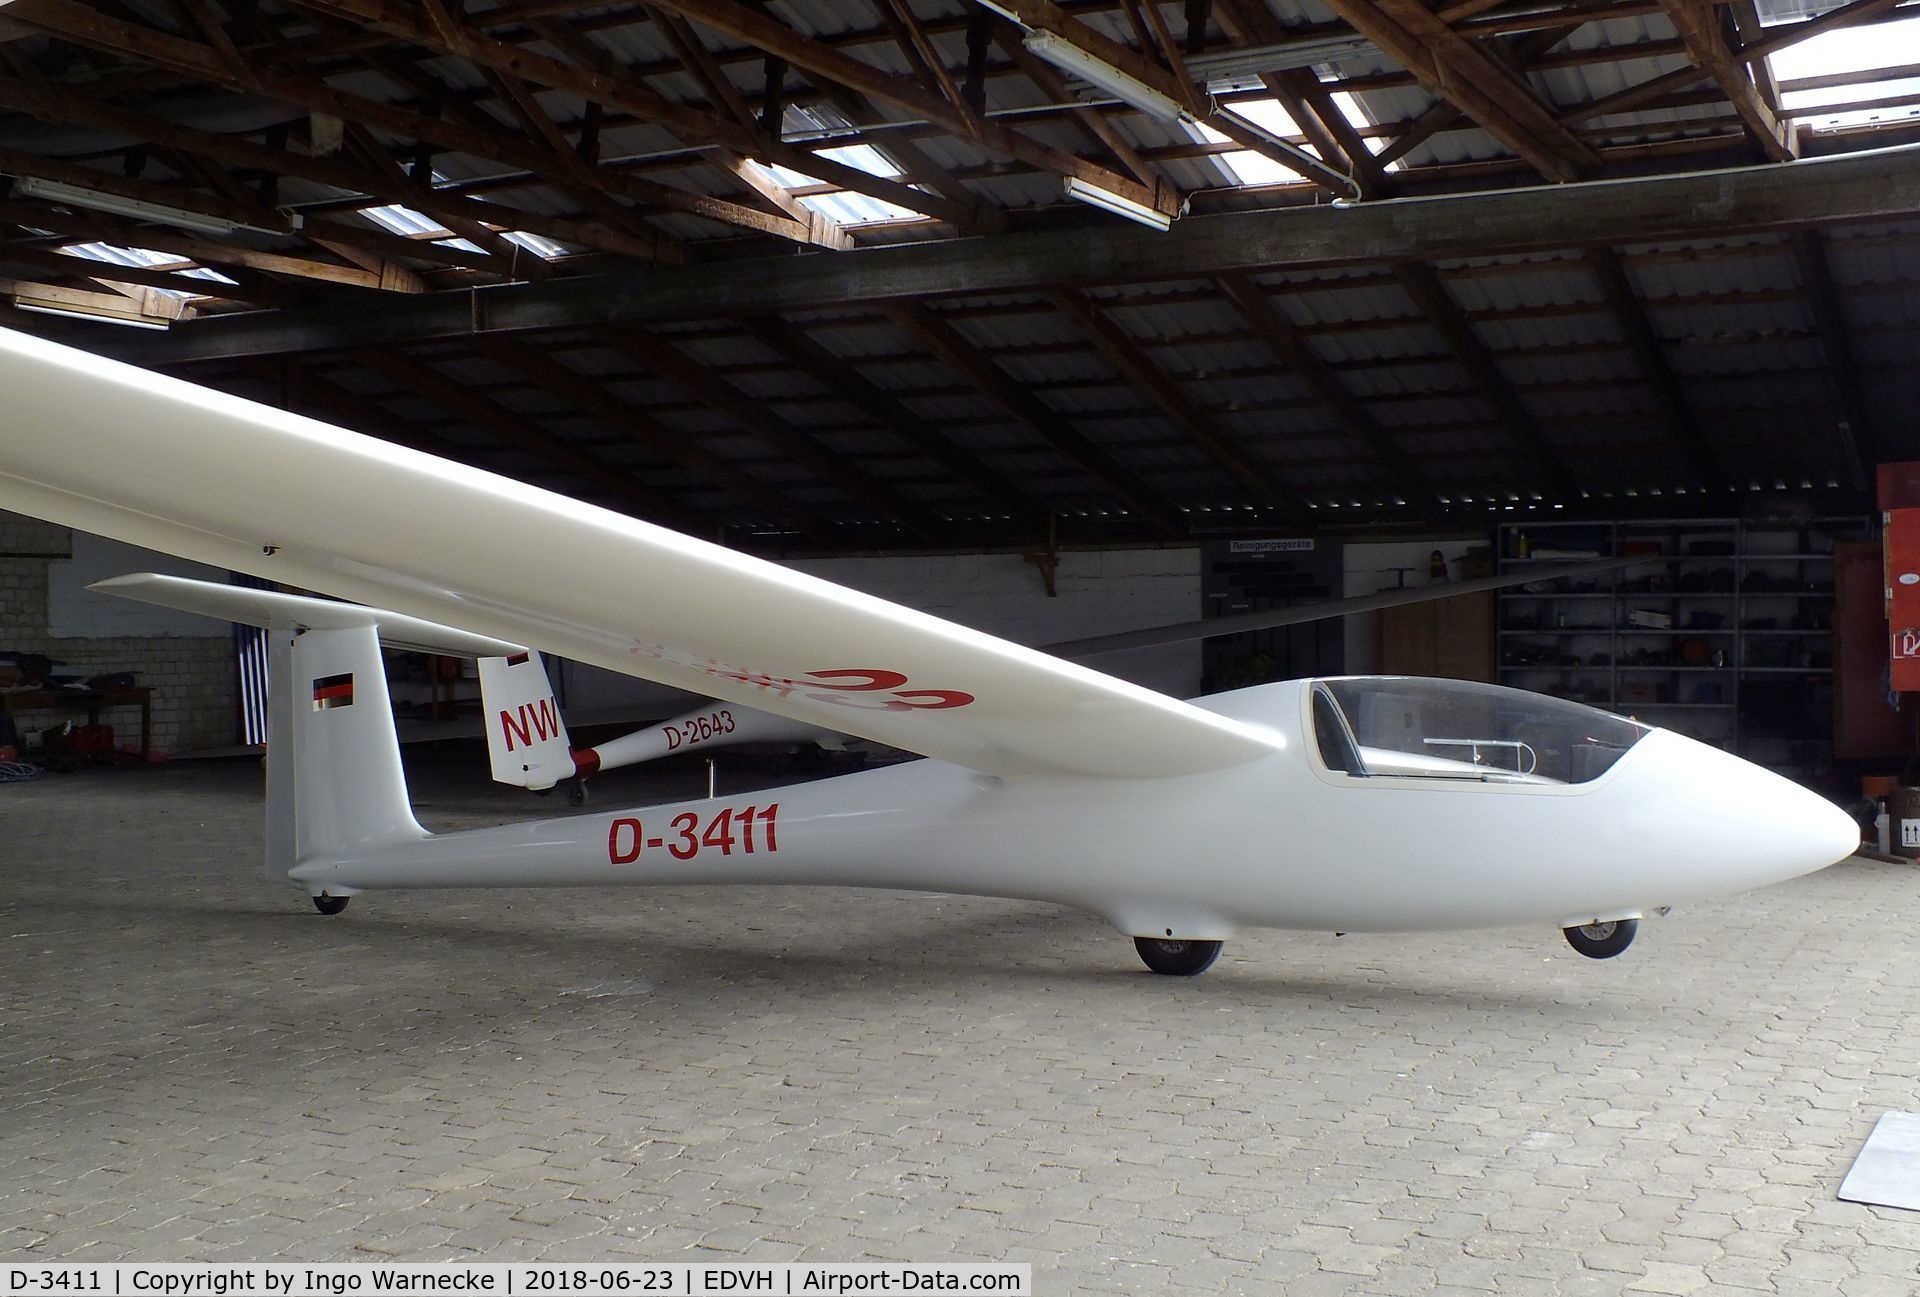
[1380,592,1494,681]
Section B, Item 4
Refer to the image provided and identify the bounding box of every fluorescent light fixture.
[1022,29,1186,123]
[1187,33,1379,87]
[11,175,298,236]
[11,299,171,329]
[1063,176,1172,231]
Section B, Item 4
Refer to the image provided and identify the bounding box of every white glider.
[0,327,1858,974]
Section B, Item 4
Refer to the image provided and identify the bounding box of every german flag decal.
[311,672,354,711]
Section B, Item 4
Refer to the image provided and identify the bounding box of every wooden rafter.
[289,0,991,233]
[1047,288,1311,524]
[1660,0,1797,162]
[344,347,714,534]
[103,145,1920,365]
[641,0,1172,216]
[3,1,811,255]
[987,0,1359,197]
[1789,230,1875,489]
[1582,248,1718,484]
[880,300,1186,535]
[0,195,415,292]
[739,313,1048,522]
[1212,272,1443,521]
[991,27,1163,191]
[463,333,833,542]
[599,325,945,542]
[1392,261,1578,500]
[1313,0,1595,182]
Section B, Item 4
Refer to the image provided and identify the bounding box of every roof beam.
[0,238,271,304]
[0,195,410,292]
[344,347,714,534]
[1393,261,1578,500]
[1046,288,1311,525]
[1313,0,1596,181]
[991,26,1162,190]
[1789,229,1875,489]
[0,69,658,262]
[598,325,945,542]
[336,125,550,279]
[879,300,1186,535]
[463,333,834,542]
[738,313,1049,525]
[1211,0,1386,196]
[107,145,1920,364]
[642,0,1171,216]
[1582,247,1719,484]
[987,0,1358,196]
[1213,272,1444,521]
[0,1,756,255]
[1660,0,1797,162]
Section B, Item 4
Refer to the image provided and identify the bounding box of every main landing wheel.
[567,781,589,807]
[1134,936,1223,976]
[1563,918,1636,959]
[312,894,350,916]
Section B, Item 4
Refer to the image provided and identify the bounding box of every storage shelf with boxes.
[1497,518,1864,782]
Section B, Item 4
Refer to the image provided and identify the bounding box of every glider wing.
[0,329,1281,779]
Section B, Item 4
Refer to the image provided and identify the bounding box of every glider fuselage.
[289,679,1856,941]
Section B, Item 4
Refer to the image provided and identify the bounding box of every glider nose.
[1643,729,1858,887]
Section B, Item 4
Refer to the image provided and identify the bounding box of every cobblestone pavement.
[2,752,1918,1294]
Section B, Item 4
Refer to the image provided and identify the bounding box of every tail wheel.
[312,894,349,916]
[1564,918,1636,959]
[1134,936,1223,976]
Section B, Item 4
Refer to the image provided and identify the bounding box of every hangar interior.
[4,0,1920,1287]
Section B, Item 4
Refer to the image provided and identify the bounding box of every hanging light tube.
[1062,176,1172,231]
[11,299,172,330]
[11,176,299,236]
[1021,29,1187,123]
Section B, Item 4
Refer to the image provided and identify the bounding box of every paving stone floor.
[2,751,1919,1294]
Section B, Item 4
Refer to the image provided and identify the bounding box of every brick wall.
[1,512,237,757]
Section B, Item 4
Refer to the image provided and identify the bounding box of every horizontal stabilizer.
[90,573,527,659]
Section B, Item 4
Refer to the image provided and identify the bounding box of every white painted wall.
[561,546,1204,716]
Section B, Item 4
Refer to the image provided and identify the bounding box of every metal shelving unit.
[1496,518,1861,778]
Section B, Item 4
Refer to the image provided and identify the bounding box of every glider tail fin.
[478,651,577,791]
[276,622,427,872]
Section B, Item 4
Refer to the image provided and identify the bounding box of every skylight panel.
[1330,90,1402,172]
[357,200,482,254]
[1189,93,1399,188]
[1187,98,1310,186]
[57,241,238,298]
[753,106,928,226]
[361,175,570,259]
[1768,12,1920,130]
[502,229,570,259]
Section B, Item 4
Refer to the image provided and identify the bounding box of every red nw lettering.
[531,698,560,741]
[502,700,563,750]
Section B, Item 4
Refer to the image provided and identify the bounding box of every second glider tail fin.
[478,651,577,791]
